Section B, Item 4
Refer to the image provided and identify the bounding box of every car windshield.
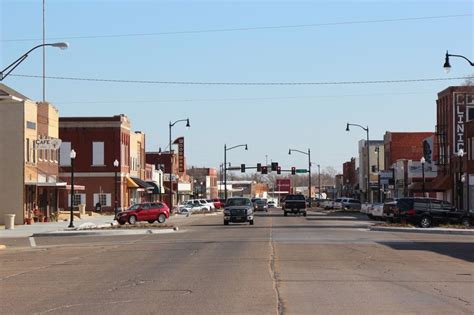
[256,200,266,205]
[226,198,252,207]
[285,195,305,201]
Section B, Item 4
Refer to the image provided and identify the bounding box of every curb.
[32,228,178,237]
[370,226,474,235]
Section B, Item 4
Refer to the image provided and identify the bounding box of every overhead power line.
[2,13,472,42]
[56,91,433,104]
[10,74,474,86]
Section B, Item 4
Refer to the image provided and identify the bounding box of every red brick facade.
[384,132,434,168]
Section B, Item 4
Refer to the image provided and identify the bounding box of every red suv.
[117,202,170,225]
[212,198,223,209]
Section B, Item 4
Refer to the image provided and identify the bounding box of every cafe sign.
[35,138,62,150]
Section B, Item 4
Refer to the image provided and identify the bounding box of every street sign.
[295,169,307,174]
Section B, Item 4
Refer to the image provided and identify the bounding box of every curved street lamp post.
[224,144,248,201]
[0,42,68,81]
[443,51,474,73]
[168,118,190,211]
[346,123,371,203]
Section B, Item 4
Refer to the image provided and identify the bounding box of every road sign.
[295,169,308,174]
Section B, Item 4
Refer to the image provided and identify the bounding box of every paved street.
[1,209,473,314]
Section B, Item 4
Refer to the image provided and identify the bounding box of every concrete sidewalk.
[370,225,474,235]
[0,215,116,238]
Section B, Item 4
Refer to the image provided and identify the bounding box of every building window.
[25,138,30,162]
[59,142,71,166]
[92,142,105,166]
[26,121,36,130]
[467,107,474,122]
[68,194,85,207]
[93,193,111,207]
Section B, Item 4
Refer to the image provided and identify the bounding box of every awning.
[37,182,67,188]
[430,174,452,191]
[127,177,139,188]
[131,177,154,193]
[65,184,85,191]
[147,181,161,194]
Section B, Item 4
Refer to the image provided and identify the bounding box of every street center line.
[29,237,36,247]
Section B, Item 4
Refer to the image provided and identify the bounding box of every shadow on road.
[378,241,474,263]
[189,223,371,229]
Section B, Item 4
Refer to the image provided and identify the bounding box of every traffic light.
[241,164,246,173]
[257,163,262,172]
[277,166,281,175]
[291,167,296,175]
[271,162,278,172]
[262,166,268,174]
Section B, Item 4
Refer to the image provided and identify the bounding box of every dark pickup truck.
[282,194,307,217]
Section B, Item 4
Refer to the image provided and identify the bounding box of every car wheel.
[461,217,471,227]
[303,212,307,217]
[249,220,254,225]
[128,215,137,225]
[284,211,288,217]
[224,220,229,225]
[118,220,126,225]
[420,216,432,228]
[147,220,155,224]
[157,213,167,224]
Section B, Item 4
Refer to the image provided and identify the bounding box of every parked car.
[117,202,170,225]
[179,203,206,214]
[370,203,384,220]
[321,199,334,210]
[392,197,471,228]
[200,199,215,210]
[223,197,254,225]
[186,199,211,211]
[268,200,276,208]
[254,199,268,212]
[212,198,223,209]
[282,194,307,216]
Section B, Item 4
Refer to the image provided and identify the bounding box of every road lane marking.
[29,237,36,247]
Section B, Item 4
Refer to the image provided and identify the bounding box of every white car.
[178,203,205,214]
[186,199,211,211]
[321,199,334,210]
[370,203,384,220]
[200,199,215,210]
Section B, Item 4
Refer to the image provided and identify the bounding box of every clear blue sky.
[1,0,473,172]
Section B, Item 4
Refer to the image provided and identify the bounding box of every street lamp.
[318,164,321,199]
[458,149,464,209]
[289,148,312,207]
[169,118,190,211]
[346,122,371,203]
[113,159,119,219]
[224,144,248,200]
[68,149,76,228]
[443,51,474,73]
[420,157,426,197]
[0,42,69,81]
[375,146,381,203]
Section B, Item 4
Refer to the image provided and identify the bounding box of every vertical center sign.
[174,137,185,173]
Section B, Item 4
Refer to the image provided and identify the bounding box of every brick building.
[342,158,357,197]
[187,167,218,199]
[432,86,474,208]
[58,115,151,212]
[384,132,435,167]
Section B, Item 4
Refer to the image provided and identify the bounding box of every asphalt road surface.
[1,209,473,314]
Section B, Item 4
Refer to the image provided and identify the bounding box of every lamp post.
[375,146,381,203]
[113,159,119,219]
[318,164,321,199]
[443,51,474,73]
[420,157,426,197]
[224,144,248,201]
[0,42,68,81]
[168,118,190,211]
[346,123,371,203]
[289,148,312,207]
[68,149,76,228]
[458,149,465,210]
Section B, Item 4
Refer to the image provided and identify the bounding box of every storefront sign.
[453,93,474,154]
[174,137,185,173]
[35,138,62,150]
